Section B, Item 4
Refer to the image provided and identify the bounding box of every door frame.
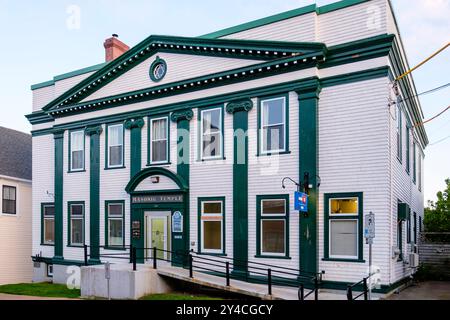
[145,211,171,261]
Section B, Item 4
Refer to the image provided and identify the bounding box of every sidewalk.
[387,281,450,300]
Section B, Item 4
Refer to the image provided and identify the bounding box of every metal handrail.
[347,277,369,301]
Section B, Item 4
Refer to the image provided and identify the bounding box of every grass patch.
[0,282,80,299]
[140,293,223,300]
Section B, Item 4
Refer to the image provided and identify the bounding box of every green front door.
[147,213,169,260]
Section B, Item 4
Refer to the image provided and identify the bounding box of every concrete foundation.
[32,262,52,283]
[81,264,173,300]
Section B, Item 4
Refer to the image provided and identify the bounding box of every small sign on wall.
[294,191,308,212]
[132,220,141,239]
[172,211,183,233]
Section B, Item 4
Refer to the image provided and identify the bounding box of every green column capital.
[85,125,103,136]
[171,109,194,122]
[226,98,254,114]
[125,117,145,130]
[296,83,322,100]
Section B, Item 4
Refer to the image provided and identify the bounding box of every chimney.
[104,34,130,62]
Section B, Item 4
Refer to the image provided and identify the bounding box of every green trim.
[147,115,171,166]
[323,192,364,262]
[406,125,410,174]
[396,102,403,163]
[407,209,411,244]
[149,56,167,83]
[68,128,86,173]
[30,67,389,135]
[40,203,55,246]
[53,132,64,260]
[31,63,107,90]
[125,118,144,178]
[104,200,126,250]
[256,194,290,258]
[67,201,85,247]
[197,197,226,255]
[201,0,371,39]
[126,167,189,193]
[197,105,225,161]
[105,122,126,170]
[412,142,417,184]
[257,93,289,156]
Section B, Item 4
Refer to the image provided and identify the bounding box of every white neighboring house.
[27,0,426,293]
[0,126,33,285]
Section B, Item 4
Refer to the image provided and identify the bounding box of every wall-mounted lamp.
[151,176,160,184]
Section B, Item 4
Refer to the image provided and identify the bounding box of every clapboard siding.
[318,77,392,284]
[419,243,450,276]
[82,53,263,103]
[32,85,55,112]
[222,13,317,42]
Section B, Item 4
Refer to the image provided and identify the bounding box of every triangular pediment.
[43,35,326,113]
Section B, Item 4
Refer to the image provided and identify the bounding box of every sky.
[0,0,448,203]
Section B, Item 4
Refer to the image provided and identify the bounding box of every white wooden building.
[27,0,426,292]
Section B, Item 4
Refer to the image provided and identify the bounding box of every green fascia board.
[31,63,107,91]
[200,0,372,39]
[41,35,326,112]
[25,111,54,125]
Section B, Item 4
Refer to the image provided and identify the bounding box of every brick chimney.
[104,34,130,62]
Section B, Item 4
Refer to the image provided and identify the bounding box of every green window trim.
[396,200,404,261]
[68,129,86,173]
[67,201,85,247]
[396,102,403,164]
[104,200,126,250]
[257,93,290,156]
[147,115,171,166]
[197,105,225,161]
[413,212,417,244]
[40,202,55,246]
[406,209,411,244]
[412,142,417,184]
[256,194,290,259]
[406,125,410,174]
[105,122,126,170]
[197,197,226,255]
[323,192,364,262]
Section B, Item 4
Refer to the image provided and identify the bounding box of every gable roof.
[41,35,326,113]
[0,127,32,181]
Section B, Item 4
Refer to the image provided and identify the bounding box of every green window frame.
[105,122,125,169]
[147,115,170,166]
[407,209,411,244]
[413,212,417,244]
[412,142,417,184]
[256,194,290,259]
[68,201,85,247]
[197,197,226,255]
[2,185,16,215]
[396,200,404,261]
[41,203,55,246]
[257,93,290,156]
[198,106,225,161]
[396,103,402,163]
[323,193,364,262]
[105,200,126,249]
[68,129,86,173]
[406,125,410,174]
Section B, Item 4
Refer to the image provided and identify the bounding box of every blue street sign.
[295,192,308,212]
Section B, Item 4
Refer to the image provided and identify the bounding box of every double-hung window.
[199,198,224,254]
[201,108,222,160]
[42,204,55,245]
[257,195,289,257]
[70,130,85,172]
[107,124,124,168]
[2,185,16,214]
[149,117,169,164]
[69,202,84,246]
[106,201,125,248]
[324,193,363,261]
[260,96,287,154]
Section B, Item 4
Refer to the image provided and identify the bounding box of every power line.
[400,82,450,103]
[413,105,450,128]
[396,42,450,81]
[429,134,450,146]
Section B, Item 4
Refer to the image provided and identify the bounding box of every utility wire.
[400,82,450,103]
[429,134,450,146]
[413,105,450,128]
[396,42,450,81]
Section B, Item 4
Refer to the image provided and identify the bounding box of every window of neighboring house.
[413,142,417,184]
[106,201,124,248]
[42,204,55,245]
[406,126,410,174]
[2,185,16,214]
[107,124,124,168]
[201,107,223,160]
[69,202,84,246]
[324,193,363,261]
[260,96,287,155]
[70,130,85,172]
[396,104,402,162]
[199,198,224,254]
[257,195,289,257]
[149,117,169,164]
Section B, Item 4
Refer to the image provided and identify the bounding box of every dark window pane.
[203,221,221,250]
[262,220,285,254]
[262,200,285,215]
[71,204,83,216]
[109,145,123,166]
[152,140,167,162]
[203,202,222,215]
[44,205,55,216]
[72,150,84,170]
[108,204,123,216]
